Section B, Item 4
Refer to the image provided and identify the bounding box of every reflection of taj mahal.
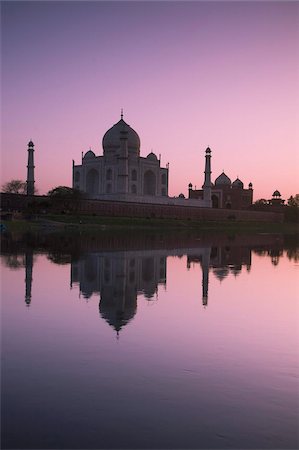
[70,246,251,333]
[18,241,260,335]
[71,251,167,333]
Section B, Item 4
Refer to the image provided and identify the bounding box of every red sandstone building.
[188,171,253,209]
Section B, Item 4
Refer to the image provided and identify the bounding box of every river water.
[1,231,298,449]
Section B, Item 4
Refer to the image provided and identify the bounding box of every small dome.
[102,118,140,156]
[249,182,253,189]
[147,152,158,161]
[28,140,34,147]
[232,178,244,189]
[215,172,231,186]
[272,190,281,197]
[83,149,96,159]
[206,147,211,154]
[213,267,229,281]
[188,183,193,188]
[178,193,185,198]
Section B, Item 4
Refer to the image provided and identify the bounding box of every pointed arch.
[143,170,156,196]
[86,169,99,195]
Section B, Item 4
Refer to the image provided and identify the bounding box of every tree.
[2,179,27,194]
[1,179,38,195]
[254,199,268,206]
[47,186,83,198]
[287,194,299,208]
[285,194,299,223]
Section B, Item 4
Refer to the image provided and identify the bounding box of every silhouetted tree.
[47,186,83,198]
[2,179,38,194]
[254,199,268,206]
[285,194,299,222]
[287,194,299,207]
[2,179,27,194]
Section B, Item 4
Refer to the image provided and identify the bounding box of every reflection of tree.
[286,248,299,262]
[47,253,72,265]
[2,254,25,269]
[268,249,283,266]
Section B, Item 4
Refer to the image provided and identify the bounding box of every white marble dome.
[83,149,96,159]
[147,152,158,161]
[102,118,140,155]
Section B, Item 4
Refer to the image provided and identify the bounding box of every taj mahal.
[71,112,253,209]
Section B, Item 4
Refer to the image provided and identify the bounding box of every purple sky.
[1,1,298,200]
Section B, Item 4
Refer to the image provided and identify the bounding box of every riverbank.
[1,214,298,236]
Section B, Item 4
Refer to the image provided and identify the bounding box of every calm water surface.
[1,232,298,449]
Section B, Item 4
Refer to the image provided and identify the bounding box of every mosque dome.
[232,178,244,189]
[28,140,34,147]
[147,152,158,161]
[272,190,281,197]
[102,118,140,156]
[213,267,229,281]
[215,172,231,186]
[83,149,96,159]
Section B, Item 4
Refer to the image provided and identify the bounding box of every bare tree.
[2,179,27,194]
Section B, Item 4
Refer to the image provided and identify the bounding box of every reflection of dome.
[232,178,244,189]
[102,118,140,156]
[213,267,229,281]
[230,264,242,276]
[272,190,281,197]
[99,290,137,332]
[215,172,231,186]
[147,152,158,161]
[83,149,96,159]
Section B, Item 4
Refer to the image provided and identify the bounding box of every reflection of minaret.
[26,140,35,196]
[201,247,210,306]
[25,250,33,306]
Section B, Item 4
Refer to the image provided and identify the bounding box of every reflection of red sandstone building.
[188,171,253,209]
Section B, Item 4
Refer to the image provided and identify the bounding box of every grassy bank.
[2,213,298,236]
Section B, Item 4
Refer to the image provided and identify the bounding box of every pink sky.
[1,1,298,200]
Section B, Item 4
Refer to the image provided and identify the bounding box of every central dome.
[102,118,140,156]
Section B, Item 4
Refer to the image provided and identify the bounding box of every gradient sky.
[1,1,298,199]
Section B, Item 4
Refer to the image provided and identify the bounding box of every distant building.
[188,170,253,209]
[269,190,285,206]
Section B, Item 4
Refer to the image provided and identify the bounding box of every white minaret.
[202,147,212,207]
[26,140,35,196]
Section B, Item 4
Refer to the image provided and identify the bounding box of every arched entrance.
[86,169,99,195]
[143,170,156,196]
[212,195,219,208]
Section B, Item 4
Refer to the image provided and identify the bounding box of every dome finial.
[121,108,123,120]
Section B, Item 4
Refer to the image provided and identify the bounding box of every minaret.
[202,147,212,207]
[117,125,129,194]
[201,247,211,306]
[25,250,33,307]
[26,140,35,196]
